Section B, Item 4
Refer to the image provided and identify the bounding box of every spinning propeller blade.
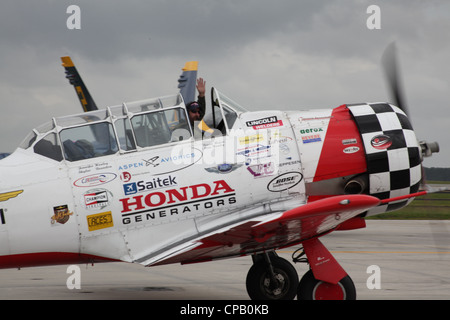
[381,42,409,117]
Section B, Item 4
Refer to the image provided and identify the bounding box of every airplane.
[0,44,442,300]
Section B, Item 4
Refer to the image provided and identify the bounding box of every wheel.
[297,269,356,300]
[246,256,299,300]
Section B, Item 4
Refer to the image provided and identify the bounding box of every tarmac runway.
[0,220,449,300]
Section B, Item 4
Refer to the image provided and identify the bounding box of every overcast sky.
[0,0,449,167]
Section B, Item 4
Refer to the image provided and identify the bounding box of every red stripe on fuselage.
[0,252,117,269]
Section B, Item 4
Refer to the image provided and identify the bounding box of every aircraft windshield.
[125,95,183,113]
[60,122,119,161]
[16,92,254,162]
[55,109,109,128]
[215,90,248,114]
[19,93,190,162]
[203,88,248,135]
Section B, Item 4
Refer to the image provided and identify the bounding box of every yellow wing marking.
[61,56,75,67]
[0,190,24,202]
[182,61,198,72]
[197,119,214,134]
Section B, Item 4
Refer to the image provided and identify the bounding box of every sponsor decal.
[120,171,132,182]
[118,157,159,171]
[343,146,360,154]
[278,160,301,168]
[51,205,73,225]
[120,180,236,225]
[204,163,243,174]
[78,162,113,174]
[342,138,358,145]
[119,162,145,171]
[94,162,112,171]
[300,128,324,135]
[160,153,196,164]
[236,144,271,158]
[87,211,114,232]
[279,143,290,155]
[246,116,283,130]
[247,162,276,178]
[371,135,392,150]
[0,190,23,202]
[118,149,203,176]
[270,133,293,144]
[123,175,178,195]
[298,116,331,121]
[267,172,303,192]
[73,173,117,187]
[78,162,112,174]
[142,156,160,167]
[301,135,321,144]
[78,164,93,174]
[83,189,112,210]
[239,134,264,145]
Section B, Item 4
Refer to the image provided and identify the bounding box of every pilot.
[186,77,206,126]
[183,78,216,139]
[186,101,203,126]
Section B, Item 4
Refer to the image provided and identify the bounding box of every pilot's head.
[187,101,201,125]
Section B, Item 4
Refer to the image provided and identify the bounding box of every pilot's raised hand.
[197,77,206,97]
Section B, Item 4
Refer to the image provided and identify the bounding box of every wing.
[61,57,198,111]
[138,194,381,267]
[177,61,198,104]
[61,56,98,112]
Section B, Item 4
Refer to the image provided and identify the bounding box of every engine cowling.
[296,102,424,217]
[347,102,422,216]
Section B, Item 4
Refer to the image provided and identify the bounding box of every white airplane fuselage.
[0,90,424,269]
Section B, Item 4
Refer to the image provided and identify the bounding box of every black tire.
[297,269,356,300]
[246,256,299,300]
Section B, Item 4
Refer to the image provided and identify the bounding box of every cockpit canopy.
[19,90,247,162]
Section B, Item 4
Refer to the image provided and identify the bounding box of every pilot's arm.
[196,78,206,118]
[198,95,206,119]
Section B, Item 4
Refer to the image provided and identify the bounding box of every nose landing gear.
[245,251,298,300]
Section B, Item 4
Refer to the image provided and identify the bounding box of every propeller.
[381,42,409,117]
[381,42,439,158]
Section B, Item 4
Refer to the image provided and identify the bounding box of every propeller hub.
[420,141,440,158]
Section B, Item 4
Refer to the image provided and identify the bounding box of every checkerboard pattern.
[347,103,422,216]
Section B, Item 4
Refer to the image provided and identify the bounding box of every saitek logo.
[123,175,177,195]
